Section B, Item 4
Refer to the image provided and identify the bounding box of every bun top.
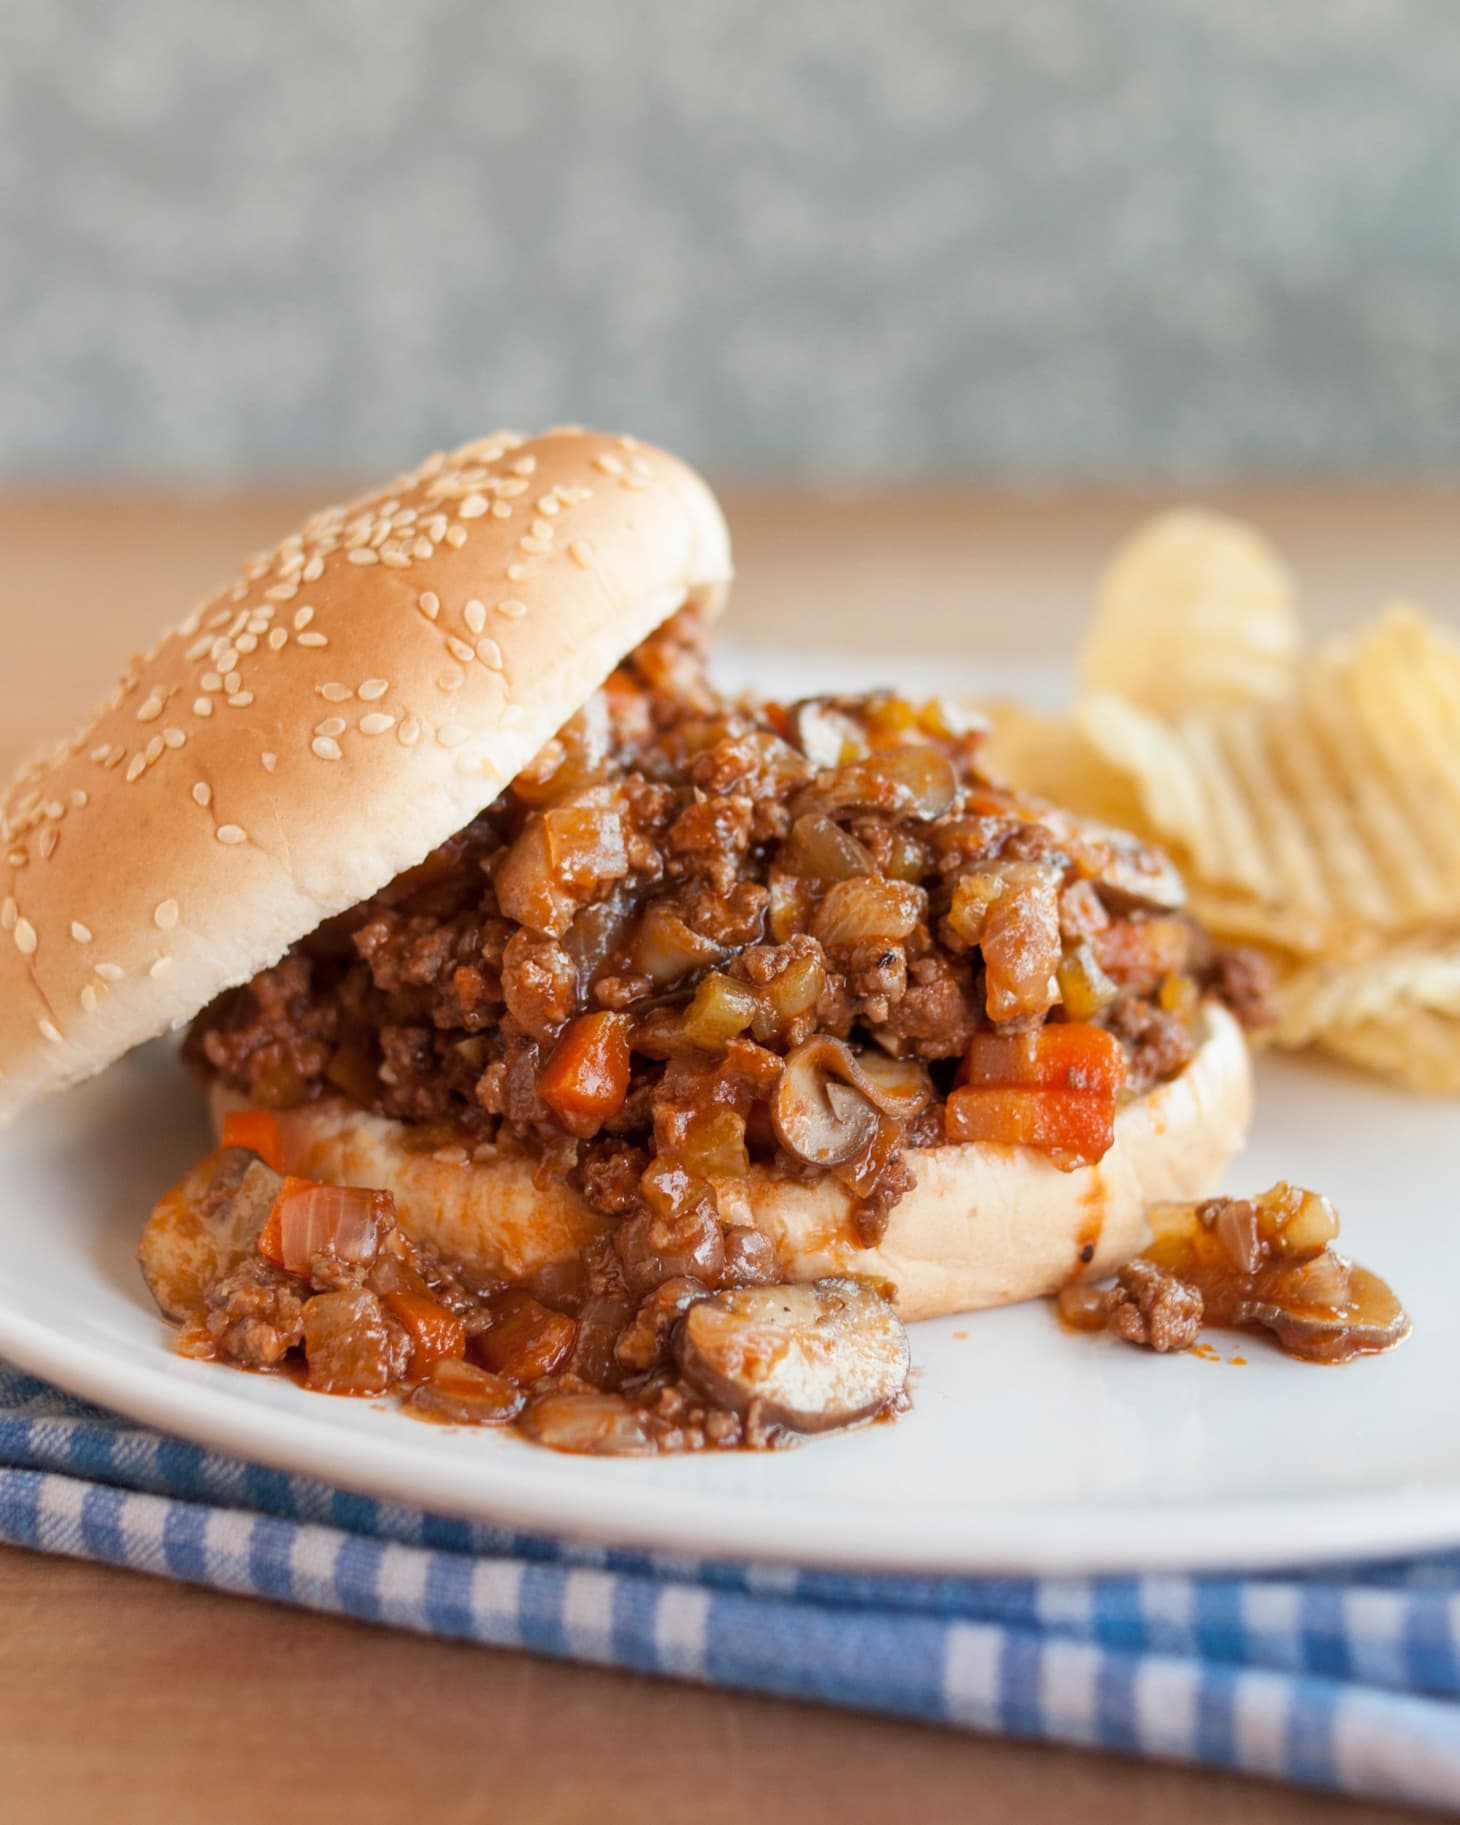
[0,428,732,1124]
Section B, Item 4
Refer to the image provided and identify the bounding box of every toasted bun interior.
[212,1003,1252,1322]
[0,430,731,1127]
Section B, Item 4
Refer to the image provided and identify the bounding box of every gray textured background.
[3,0,1459,481]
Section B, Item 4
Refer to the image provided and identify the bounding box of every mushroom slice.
[677,1277,910,1434]
[771,1035,931,1166]
[138,1146,284,1323]
[517,1389,657,1455]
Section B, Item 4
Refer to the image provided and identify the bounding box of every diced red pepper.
[383,1290,467,1380]
[537,1012,632,1134]
[221,1109,285,1172]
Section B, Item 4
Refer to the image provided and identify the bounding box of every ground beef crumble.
[184,608,1269,1433]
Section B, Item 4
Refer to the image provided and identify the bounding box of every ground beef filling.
[179,613,1270,1442]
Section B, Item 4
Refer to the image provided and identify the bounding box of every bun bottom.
[210,1003,1252,1322]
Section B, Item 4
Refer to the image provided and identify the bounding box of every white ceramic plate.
[0,652,1452,1576]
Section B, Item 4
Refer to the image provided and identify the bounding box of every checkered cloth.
[2,1363,1457,1811]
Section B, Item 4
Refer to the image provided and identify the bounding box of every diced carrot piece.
[961,1021,1126,1097]
[472,1290,576,1384]
[946,1085,1116,1166]
[221,1109,285,1172]
[384,1290,467,1380]
[537,1012,632,1133]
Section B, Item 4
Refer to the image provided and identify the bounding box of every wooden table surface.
[2,478,1453,1824]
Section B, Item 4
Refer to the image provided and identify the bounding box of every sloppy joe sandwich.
[0,429,1264,1452]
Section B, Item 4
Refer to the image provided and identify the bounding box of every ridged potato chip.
[1271,935,1460,1049]
[1073,609,1460,957]
[1321,1010,1460,1096]
[1081,508,1300,716]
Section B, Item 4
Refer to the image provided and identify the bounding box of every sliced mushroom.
[1247,1261,1411,1364]
[138,1147,284,1323]
[771,1042,880,1167]
[1095,830,1187,915]
[676,1277,910,1434]
[771,1035,931,1166]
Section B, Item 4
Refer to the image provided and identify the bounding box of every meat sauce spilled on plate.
[1058,1183,1410,1363]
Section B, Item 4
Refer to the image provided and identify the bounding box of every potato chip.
[1081,508,1299,716]
[1070,614,1460,958]
[979,701,1146,833]
[1320,1010,1460,1096]
[1271,935,1460,1048]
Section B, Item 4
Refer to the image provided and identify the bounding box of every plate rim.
[3,1295,1458,1576]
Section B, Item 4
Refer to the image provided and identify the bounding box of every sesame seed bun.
[0,429,731,1126]
[211,1003,1251,1322]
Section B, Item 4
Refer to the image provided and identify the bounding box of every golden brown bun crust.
[0,430,731,1125]
[213,1004,1251,1322]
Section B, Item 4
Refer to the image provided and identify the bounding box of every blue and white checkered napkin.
[3,1361,1458,1812]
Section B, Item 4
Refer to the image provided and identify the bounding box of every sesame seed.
[464,599,486,634]
[294,605,315,629]
[447,637,475,665]
[80,984,98,1013]
[593,452,624,476]
[530,519,554,540]
[506,563,533,582]
[149,957,172,979]
[315,716,347,738]
[194,698,214,717]
[185,637,211,663]
[38,1019,63,1045]
[445,525,468,549]
[536,496,560,515]
[95,962,124,982]
[90,745,112,763]
[201,673,223,693]
[397,715,422,747]
[37,827,58,860]
[191,782,212,808]
[568,539,595,568]
[380,546,410,569]
[497,598,528,619]
[437,669,464,692]
[144,735,164,765]
[302,556,324,582]
[436,725,469,749]
[491,501,513,520]
[297,632,328,648]
[475,637,503,669]
[154,898,180,930]
[357,678,389,701]
[265,583,297,601]
[359,712,395,736]
[261,752,278,772]
[224,671,242,695]
[509,455,537,476]
[411,538,434,560]
[319,682,353,703]
[458,494,489,520]
[13,918,36,955]
[71,921,92,943]
[418,591,440,621]
[312,737,343,761]
[426,514,448,541]
[125,755,147,784]
[162,727,186,749]
[136,690,166,723]
[228,692,254,708]
[216,825,247,845]
[348,547,379,565]
[268,628,288,651]
[519,535,550,555]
